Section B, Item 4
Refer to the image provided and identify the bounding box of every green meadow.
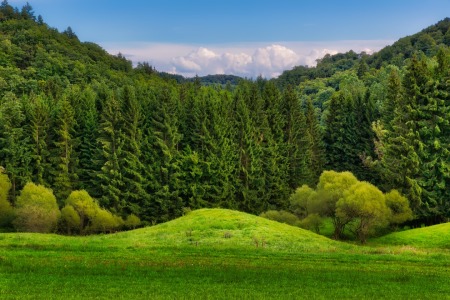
[1,209,449,299]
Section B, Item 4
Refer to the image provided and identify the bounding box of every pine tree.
[415,49,450,220]
[119,85,148,216]
[262,81,291,208]
[23,94,52,186]
[233,82,266,213]
[0,92,32,202]
[282,85,308,189]
[97,91,125,214]
[150,85,183,221]
[49,94,77,204]
[382,67,402,130]
[209,89,238,209]
[304,98,325,186]
[381,55,424,210]
[72,86,102,197]
[324,92,352,172]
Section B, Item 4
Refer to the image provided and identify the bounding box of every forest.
[0,2,449,235]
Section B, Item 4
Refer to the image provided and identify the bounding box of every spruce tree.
[0,92,32,202]
[72,86,102,197]
[382,67,402,130]
[304,98,325,186]
[97,91,125,214]
[23,94,51,186]
[282,86,308,189]
[150,85,183,221]
[50,94,77,204]
[381,55,424,210]
[415,49,450,220]
[262,81,291,208]
[119,85,148,216]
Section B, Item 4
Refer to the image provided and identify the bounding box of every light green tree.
[309,170,358,239]
[385,189,413,226]
[124,214,141,229]
[66,190,99,232]
[336,181,390,243]
[60,205,81,234]
[13,182,60,233]
[0,170,13,227]
[289,184,316,219]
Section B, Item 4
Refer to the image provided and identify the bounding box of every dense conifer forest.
[0,2,449,233]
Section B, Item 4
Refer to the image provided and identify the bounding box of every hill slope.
[373,223,450,249]
[275,18,450,87]
[0,209,343,252]
[112,208,342,251]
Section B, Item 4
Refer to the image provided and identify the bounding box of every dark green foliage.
[304,98,325,186]
[0,92,32,201]
[282,86,309,189]
[50,94,77,204]
[0,8,449,229]
[96,91,125,214]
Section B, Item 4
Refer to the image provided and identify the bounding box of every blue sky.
[9,0,450,77]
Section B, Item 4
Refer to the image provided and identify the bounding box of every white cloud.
[104,40,392,79]
[170,45,300,78]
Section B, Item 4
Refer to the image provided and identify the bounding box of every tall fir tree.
[150,84,183,221]
[97,91,125,214]
[0,92,32,202]
[415,49,450,220]
[381,55,424,211]
[304,98,326,186]
[261,81,291,208]
[23,94,52,186]
[282,85,309,189]
[49,94,77,204]
[71,86,102,197]
[119,85,149,216]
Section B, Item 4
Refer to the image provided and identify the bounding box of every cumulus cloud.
[104,40,392,78]
[171,45,302,78]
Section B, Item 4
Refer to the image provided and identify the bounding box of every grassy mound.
[110,208,344,252]
[0,208,344,252]
[373,222,450,249]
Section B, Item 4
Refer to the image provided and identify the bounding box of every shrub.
[385,189,413,226]
[66,190,123,234]
[0,171,13,228]
[60,205,81,234]
[66,190,98,230]
[124,214,141,229]
[298,213,323,234]
[13,183,60,233]
[260,210,299,226]
[290,184,316,219]
[89,209,119,233]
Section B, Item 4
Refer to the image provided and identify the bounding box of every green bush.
[385,189,413,226]
[125,214,141,229]
[290,185,316,219]
[298,213,323,234]
[65,190,124,234]
[60,205,81,234]
[13,183,61,233]
[260,210,299,226]
[0,171,13,228]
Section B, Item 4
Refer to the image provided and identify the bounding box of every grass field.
[1,209,449,299]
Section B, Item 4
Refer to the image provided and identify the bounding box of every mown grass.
[1,209,449,299]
